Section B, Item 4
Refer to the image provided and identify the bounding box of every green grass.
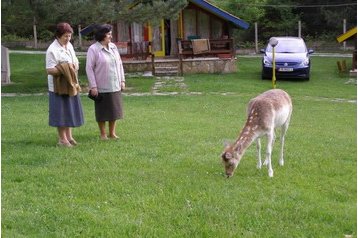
[2,54,356,237]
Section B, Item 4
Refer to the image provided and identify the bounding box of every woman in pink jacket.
[86,24,125,140]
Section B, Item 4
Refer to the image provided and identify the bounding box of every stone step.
[155,66,178,70]
[154,66,179,76]
[155,70,179,76]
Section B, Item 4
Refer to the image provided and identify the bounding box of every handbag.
[88,90,103,102]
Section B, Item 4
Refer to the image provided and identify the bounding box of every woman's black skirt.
[95,91,123,122]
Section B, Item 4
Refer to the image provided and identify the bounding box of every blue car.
[260,37,314,80]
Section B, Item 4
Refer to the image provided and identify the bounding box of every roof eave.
[189,0,249,30]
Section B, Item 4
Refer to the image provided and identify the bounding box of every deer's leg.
[256,138,262,169]
[263,131,275,167]
[279,119,290,166]
[266,131,275,177]
[279,128,286,166]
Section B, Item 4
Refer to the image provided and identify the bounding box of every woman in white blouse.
[46,22,84,147]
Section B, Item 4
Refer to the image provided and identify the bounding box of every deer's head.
[221,144,241,178]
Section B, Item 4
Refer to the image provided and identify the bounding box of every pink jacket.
[86,42,125,92]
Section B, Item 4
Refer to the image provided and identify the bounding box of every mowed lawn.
[1,53,356,237]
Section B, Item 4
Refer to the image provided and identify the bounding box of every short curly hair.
[95,24,112,42]
[55,22,73,38]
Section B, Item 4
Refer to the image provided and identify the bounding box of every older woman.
[86,24,125,140]
[46,22,84,147]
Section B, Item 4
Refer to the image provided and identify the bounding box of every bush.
[38,29,53,41]
[2,34,31,42]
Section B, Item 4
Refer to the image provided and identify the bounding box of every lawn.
[2,53,357,237]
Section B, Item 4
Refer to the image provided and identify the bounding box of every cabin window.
[116,21,130,42]
[132,23,143,42]
[183,9,196,39]
[198,11,210,39]
[211,18,223,39]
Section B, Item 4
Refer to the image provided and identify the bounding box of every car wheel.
[261,73,269,80]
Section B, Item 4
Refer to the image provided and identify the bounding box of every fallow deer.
[221,89,292,178]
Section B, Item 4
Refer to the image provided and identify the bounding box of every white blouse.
[45,40,79,92]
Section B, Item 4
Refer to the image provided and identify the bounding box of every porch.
[119,38,237,75]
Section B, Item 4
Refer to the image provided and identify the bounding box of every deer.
[221,89,292,178]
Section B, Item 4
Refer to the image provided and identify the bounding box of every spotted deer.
[221,89,292,178]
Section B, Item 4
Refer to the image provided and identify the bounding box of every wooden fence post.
[255,22,258,53]
[1,46,11,84]
[33,24,38,49]
[343,19,346,50]
[78,25,82,49]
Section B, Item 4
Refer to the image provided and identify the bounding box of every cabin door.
[149,20,165,57]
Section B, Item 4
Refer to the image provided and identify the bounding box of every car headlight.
[299,58,309,67]
[263,57,272,66]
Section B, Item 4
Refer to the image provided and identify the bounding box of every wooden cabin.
[110,0,249,59]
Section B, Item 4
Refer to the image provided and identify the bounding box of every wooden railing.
[115,41,155,75]
[115,41,154,61]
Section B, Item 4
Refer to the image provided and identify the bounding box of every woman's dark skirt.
[95,91,123,122]
[49,92,84,127]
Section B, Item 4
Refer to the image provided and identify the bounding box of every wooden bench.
[178,39,235,58]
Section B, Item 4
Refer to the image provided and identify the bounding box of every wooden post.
[342,60,347,72]
[33,24,38,49]
[337,61,342,73]
[298,21,301,38]
[179,54,183,76]
[1,46,11,84]
[178,40,183,76]
[352,50,357,70]
[343,19,347,50]
[149,42,155,76]
[151,53,155,76]
[78,25,82,49]
[255,22,258,53]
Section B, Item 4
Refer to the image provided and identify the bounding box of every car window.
[266,39,307,53]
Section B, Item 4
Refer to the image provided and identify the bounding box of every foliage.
[117,0,187,26]
[209,0,356,42]
[1,0,187,40]
[2,54,357,237]
[2,0,357,42]
[293,0,357,37]
[1,34,32,42]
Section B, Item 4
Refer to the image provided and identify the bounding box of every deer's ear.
[223,140,231,148]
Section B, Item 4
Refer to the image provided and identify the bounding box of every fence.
[2,20,355,53]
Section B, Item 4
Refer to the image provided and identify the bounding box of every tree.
[259,0,299,40]
[1,0,187,40]
[116,0,187,26]
[293,0,357,38]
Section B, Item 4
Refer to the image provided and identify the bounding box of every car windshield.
[266,39,307,53]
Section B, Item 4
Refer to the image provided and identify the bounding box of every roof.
[80,24,97,36]
[336,26,357,43]
[189,0,249,29]
[80,0,249,35]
